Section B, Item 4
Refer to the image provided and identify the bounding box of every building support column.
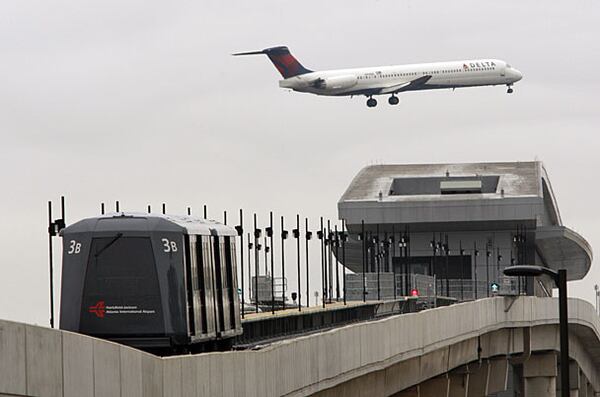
[523,352,557,397]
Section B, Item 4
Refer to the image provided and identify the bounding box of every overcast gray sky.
[1,0,599,325]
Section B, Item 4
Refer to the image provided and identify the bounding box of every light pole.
[305,218,312,308]
[595,284,599,315]
[503,265,570,397]
[235,213,244,318]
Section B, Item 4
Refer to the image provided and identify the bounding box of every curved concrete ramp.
[1,297,599,396]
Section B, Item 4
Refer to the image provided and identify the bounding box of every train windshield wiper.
[94,233,123,258]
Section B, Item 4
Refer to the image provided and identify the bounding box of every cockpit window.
[506,64,512,68]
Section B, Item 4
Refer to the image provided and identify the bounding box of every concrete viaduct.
[1,296,600,397]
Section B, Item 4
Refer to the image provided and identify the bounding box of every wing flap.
[378,75,432,94]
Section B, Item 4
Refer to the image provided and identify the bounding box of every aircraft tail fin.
[233,46,313,78]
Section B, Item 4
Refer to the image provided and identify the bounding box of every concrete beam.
[448,367,468,397]
[466,361,489,397]
[487,357,509,394]
[384,356,421,395]
[392,386,419,397]
[419,375,449,397]
[523,352,557,397]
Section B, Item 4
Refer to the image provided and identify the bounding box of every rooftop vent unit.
[389,175,499,196]
[440,180,482,194]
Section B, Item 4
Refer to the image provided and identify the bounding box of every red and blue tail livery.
[233,46,522,107]
[233,46,312,78]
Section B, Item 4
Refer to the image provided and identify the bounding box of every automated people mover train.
[59,212,242,352]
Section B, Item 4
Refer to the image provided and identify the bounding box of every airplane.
[233,46,523,107]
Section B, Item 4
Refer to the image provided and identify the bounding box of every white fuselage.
[279,59,522,96]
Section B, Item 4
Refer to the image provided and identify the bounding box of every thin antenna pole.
[239,209,244,318]
[203,205,207,219]
[327,220,333,303]
[187,207,191,216]
[270,212,274,314]
[280,216,286,310]
[101,202,105,215]
[247,232,252,312]
[376,224,380,301]
[254,214,259,313]
[224,210,227,225]
[392,225,396,300]
[115,200,120,212]
[335,225,340,301]
[320,217,325,308]
[147,205,151,214]
[60,196,65,224]
[296,214,301,311]
[264,236,268,275]
[361,220,366,302]
[342,220,347,305]
[47,201,55,328]
[162,203,166,215]
[474,241,478,300]
[305,217,310,308]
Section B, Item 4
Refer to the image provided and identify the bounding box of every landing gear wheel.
[507,86,514,94]
[388,96,399,105]
[366,98,377,108]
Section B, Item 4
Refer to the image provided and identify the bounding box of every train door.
[201,235,218,337]
[224,237,241,331]
[212,236,226,334]
[218,237,232,332]
[190,236,209,338]
[183,235,196,337]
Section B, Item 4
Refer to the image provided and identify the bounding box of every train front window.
[80,236,164,335]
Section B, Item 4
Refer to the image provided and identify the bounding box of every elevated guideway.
[1,297,600,396]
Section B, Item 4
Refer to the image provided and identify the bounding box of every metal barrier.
[436,275,520,300]
[251,275,287,303]
[345,273,437,301]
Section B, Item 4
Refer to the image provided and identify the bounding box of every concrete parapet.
[62,332,93,397]
[1,297,600,397]
[0,320,26,396]
[25,324,63,397]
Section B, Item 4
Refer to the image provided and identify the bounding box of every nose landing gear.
[366,97,377,108]
[388,95,400,105]
[507,85,514,94]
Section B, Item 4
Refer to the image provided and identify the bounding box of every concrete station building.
[338,161,592,300]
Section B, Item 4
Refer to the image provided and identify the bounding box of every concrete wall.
[1,297,600,397]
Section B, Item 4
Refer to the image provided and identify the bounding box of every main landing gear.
[507,84,514,94]
[388,95,400,105]
[366,97,377,108]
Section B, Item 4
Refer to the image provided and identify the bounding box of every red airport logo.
[89,301,106,318]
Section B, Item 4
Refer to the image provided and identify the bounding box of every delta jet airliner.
[233,46,522,107]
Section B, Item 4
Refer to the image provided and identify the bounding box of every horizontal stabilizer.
[232,50,266,56]
[232,46,313,78]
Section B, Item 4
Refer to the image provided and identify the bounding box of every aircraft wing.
[377,75,432,94]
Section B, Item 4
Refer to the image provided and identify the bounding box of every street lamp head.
[503,265,558,281]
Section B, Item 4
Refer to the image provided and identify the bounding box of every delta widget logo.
[88,301,106,318]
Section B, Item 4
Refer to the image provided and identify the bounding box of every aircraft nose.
[512,69,523,82]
